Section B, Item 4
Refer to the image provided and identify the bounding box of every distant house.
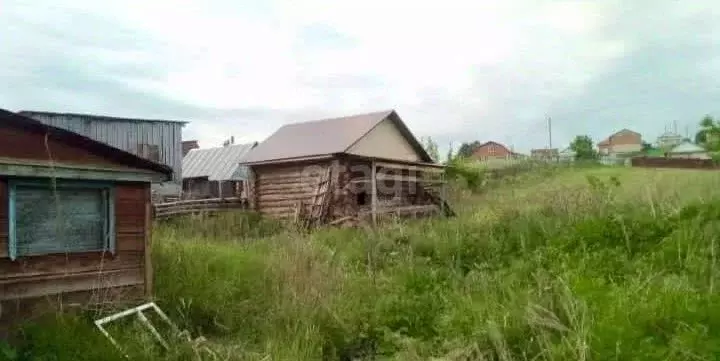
[182,142,258,199]
[531,148,559,161]
[667,141,710,159]
[558,147,576,162]
[0,108,172,324]
[241,110,450,223]
[656,131,684,150]
[18,110,187,197]
[597,129,642,155]
[471,141,520,161]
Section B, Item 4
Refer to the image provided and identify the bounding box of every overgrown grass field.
[5,166,720,360]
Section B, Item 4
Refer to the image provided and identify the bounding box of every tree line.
[420,114,720,164]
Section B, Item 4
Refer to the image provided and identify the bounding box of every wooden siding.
[250,156,446,223]
[183,178,241,199]
[0,125,125,168]
[251,161,332,219]
[0,181,149,302]
[346,118,422,162]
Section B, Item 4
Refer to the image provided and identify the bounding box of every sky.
[2,0,719,154]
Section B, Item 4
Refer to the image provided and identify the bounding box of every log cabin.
[240,110,452,225]
[0,109,172,325]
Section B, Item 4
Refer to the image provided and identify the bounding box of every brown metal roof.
[0,108,173,177]
[242,109,434,164]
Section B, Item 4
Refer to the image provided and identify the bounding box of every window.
[137,143,160,162]
[489,145,497,156]
[356,191,369,206]
[8,179,115,260]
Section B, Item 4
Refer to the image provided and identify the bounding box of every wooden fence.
[631,157,719,170]
[153,197,248,220]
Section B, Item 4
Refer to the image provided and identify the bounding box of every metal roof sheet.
[242,109,433,164]
[182,142,257,181]
[0,108,173,177]
[18,110,189,124]
[669,141,706,154]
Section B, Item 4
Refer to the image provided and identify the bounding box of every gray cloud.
[2,1,720,155]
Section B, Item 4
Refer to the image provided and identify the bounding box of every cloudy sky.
[2,1,719,153]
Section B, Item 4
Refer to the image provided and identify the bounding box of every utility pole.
[547,116,552,149]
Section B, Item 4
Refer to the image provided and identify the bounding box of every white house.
[667,141,710,159]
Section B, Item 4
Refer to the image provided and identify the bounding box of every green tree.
[641,141,653,151]
[696,115,720,151]
[445,142,455,164]
[456,141,482,158]
[421,136,440,162]
[569,135,598,160]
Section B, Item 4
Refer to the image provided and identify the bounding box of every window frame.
[7,178,116,261]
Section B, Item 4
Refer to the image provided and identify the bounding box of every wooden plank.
[350,174,446,184]
[154,197,243,208]
[0,251,144,280]
[144,184,153,299]
[371,161,377,225]
[0,268,144,301]
[374,161,444,173]
[0,180,7,258]
[0,162,165,182]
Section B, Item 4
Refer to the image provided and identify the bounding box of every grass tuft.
[10,167,720,360]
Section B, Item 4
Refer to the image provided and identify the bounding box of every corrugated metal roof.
[0,108,173,177]
[669,141,706,154]
[658,131,682,138]
[182,142,257,181]
[18,110,189,124]
[242,109,433,164]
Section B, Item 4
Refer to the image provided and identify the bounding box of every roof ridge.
[18,110,189,124]
[280,109,394,127]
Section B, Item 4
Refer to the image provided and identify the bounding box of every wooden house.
[0,109,172,324]
[241,110,452,225]
[18,110,186,198]
[182,142,257,199]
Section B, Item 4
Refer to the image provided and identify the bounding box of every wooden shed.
[241,110,452,225]
[181,142,257,199]
[0,109,172,323]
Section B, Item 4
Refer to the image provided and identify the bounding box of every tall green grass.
[8,167,720,360]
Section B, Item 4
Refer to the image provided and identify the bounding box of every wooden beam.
[0,162,165,182]
[374,161,445,173]
[350,174,446,184]
[371,160,377,226]
[144,184,153,300]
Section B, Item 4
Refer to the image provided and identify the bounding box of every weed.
[12,167,720,360]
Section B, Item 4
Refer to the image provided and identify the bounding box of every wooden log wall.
[0,180,149,316]
[252,161,333,219]
[249,157,447,223]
